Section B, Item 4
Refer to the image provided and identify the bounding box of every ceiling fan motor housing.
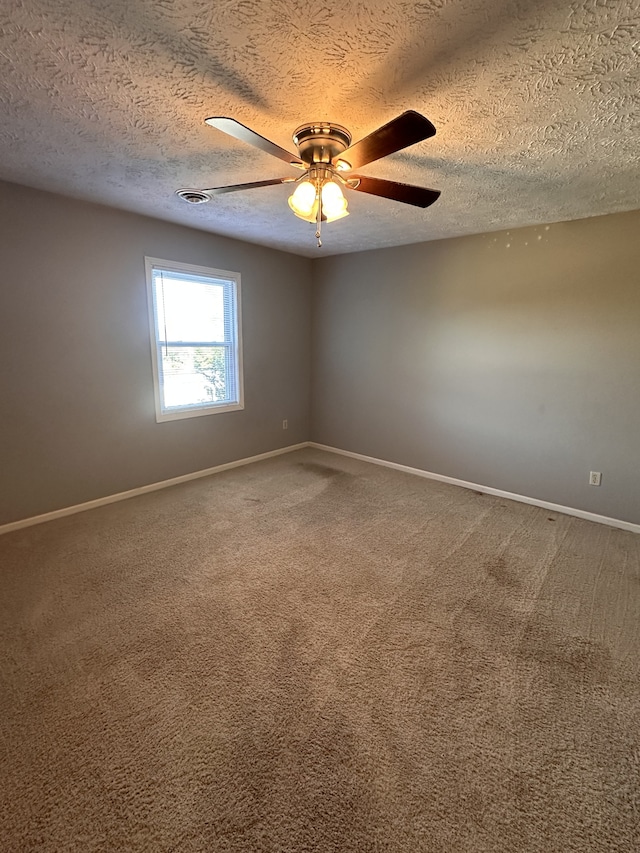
[292,123,352,166]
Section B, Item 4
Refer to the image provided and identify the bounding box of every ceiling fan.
[176,111,441,247]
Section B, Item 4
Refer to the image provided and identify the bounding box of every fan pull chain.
[315,176,322,248]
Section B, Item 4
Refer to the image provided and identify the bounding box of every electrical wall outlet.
[589,471,602,486]
[282,419,288,430]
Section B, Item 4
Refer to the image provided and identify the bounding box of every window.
[145,257,243,422]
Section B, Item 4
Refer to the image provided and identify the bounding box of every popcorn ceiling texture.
[0,0,638,256]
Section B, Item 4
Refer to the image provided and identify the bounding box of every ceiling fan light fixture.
[288,180,316,218]
[321,180,348,220]
[323,205,349,223]
[293,198,321,224]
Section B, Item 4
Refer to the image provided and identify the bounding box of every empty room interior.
[1,1,639,851]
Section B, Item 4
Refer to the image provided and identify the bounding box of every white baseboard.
[309,442,640,535]
[4,440,638,537]
[0,443,309,536]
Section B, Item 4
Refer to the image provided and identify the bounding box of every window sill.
[155,402,244,423]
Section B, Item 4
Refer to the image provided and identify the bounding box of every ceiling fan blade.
[335,111,436,171]
[201,178,293,195]
[205,117,303,167]
[348,176,440,208]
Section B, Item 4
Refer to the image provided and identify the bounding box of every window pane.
[153,271,226,343]
[146,258,242,421]
[160,346,230,409]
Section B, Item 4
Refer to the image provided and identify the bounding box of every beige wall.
[2,178,638,528]
[0,180,312,525]
[311,210,640,525]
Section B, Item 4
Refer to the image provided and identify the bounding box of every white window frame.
[145,257,244,423]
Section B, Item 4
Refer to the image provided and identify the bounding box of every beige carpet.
[1,448,639,852]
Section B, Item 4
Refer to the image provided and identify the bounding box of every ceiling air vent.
[176,189,211,204]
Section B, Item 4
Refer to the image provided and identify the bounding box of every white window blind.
[145,258,243,422]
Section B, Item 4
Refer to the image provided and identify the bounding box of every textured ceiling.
[0,0,638,257]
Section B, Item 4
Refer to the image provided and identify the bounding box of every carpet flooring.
[1,448,639,852]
